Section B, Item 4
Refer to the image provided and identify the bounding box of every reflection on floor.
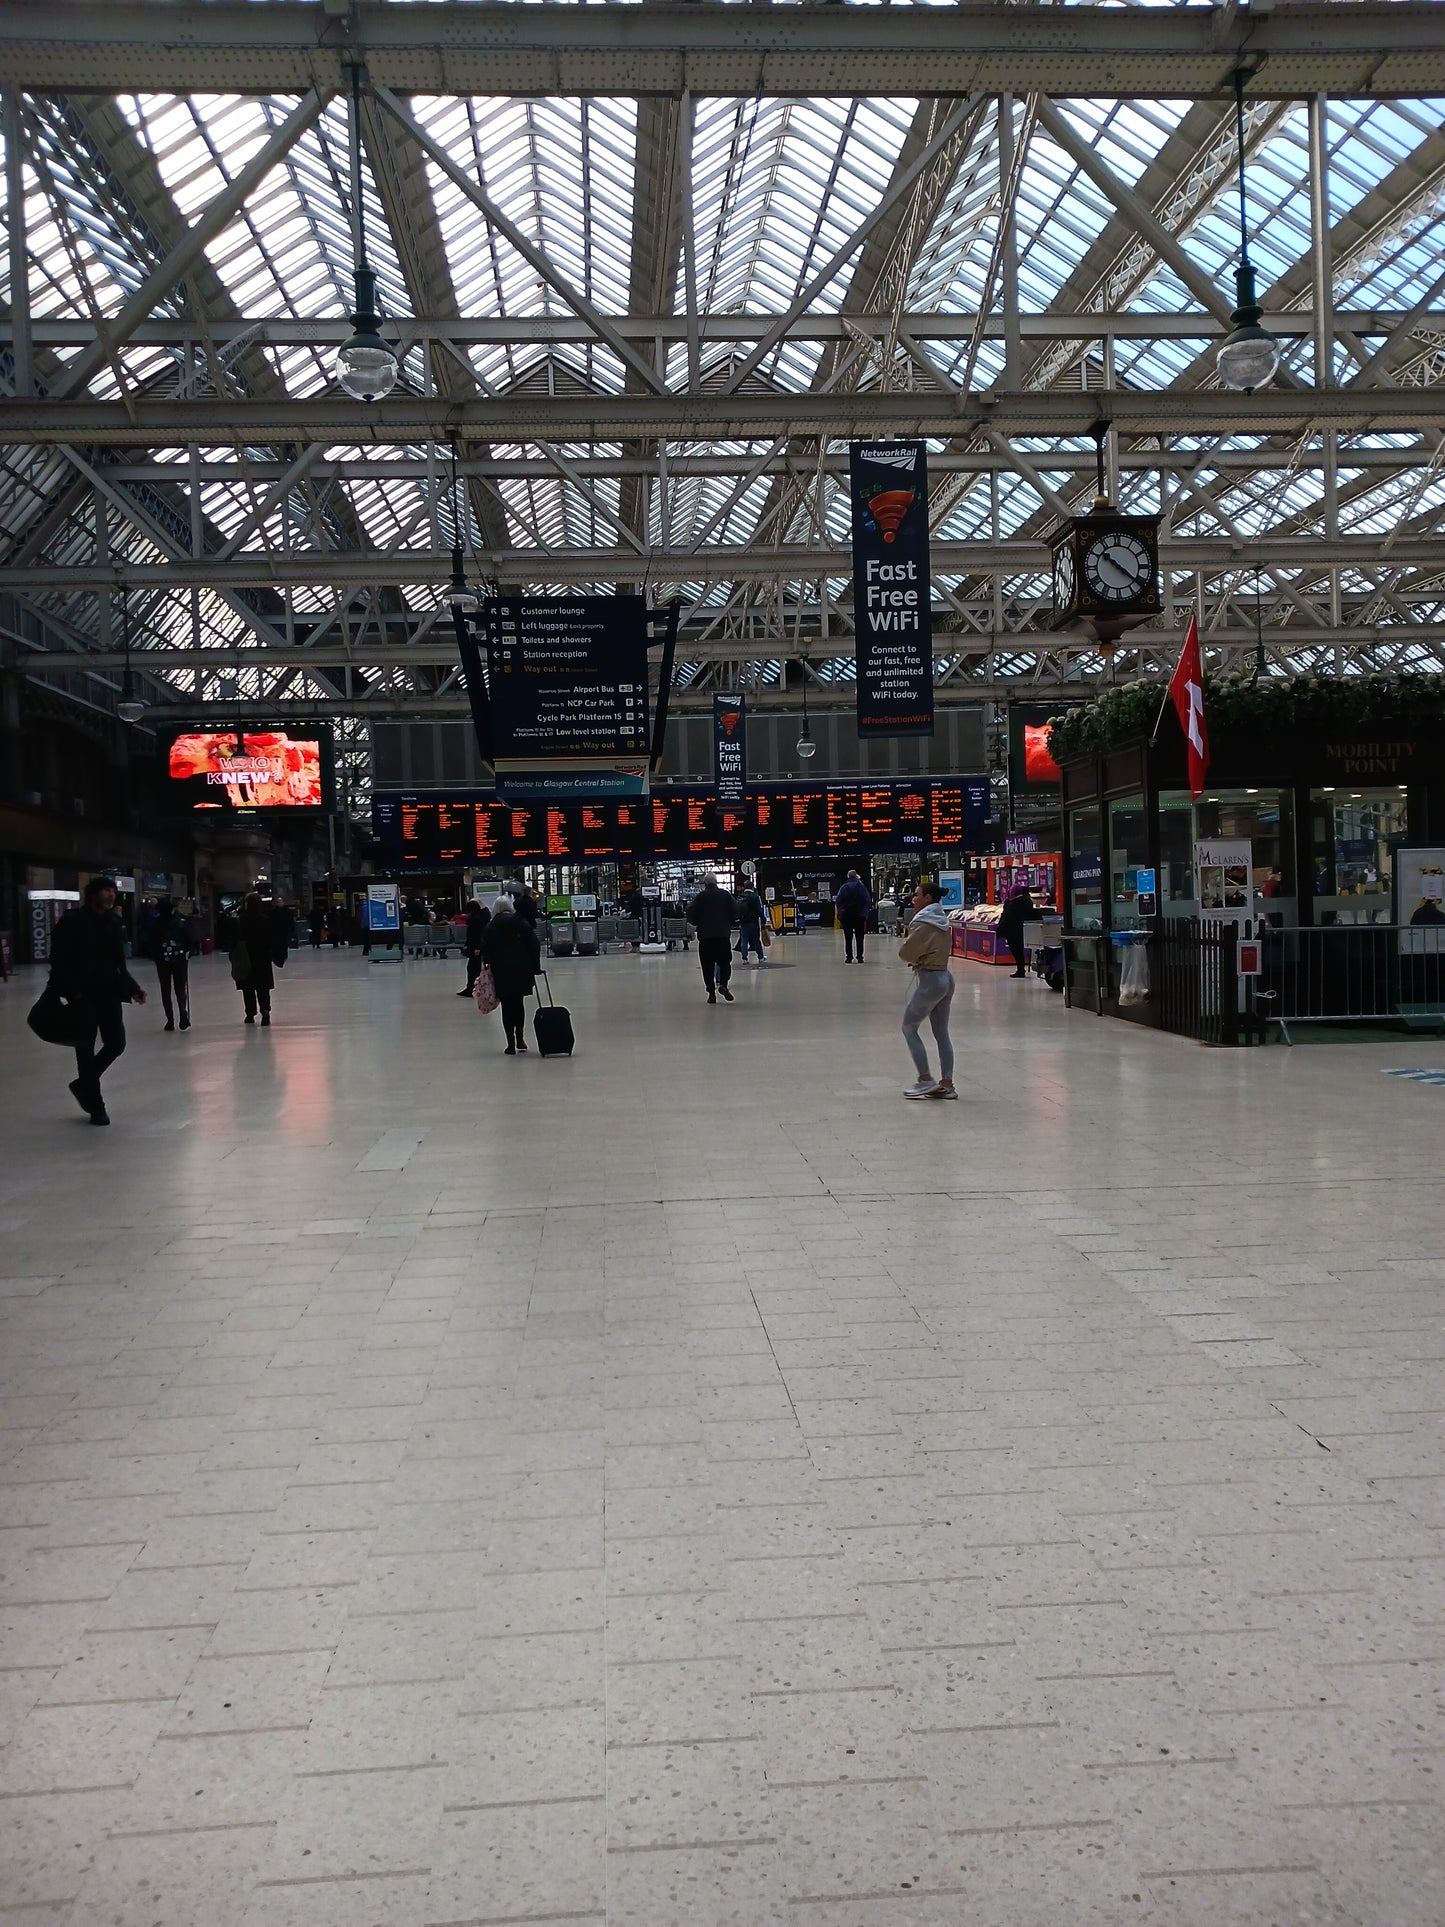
[2,939,1444,1924]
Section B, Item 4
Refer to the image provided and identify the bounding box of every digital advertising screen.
[166,727,333,811]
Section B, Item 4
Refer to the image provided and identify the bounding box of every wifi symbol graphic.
[868,490,914,543]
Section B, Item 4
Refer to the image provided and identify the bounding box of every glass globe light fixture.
[116,590,145,722]
[336,266,398,402]
[1216,261,1281,393]
[446,544,479,615]
[796,715,817,760]
[1216,69,1281,395]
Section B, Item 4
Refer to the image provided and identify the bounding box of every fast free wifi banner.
[850,440,934,738]
[713,692,746,805]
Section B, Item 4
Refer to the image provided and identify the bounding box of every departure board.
[788,788,827,852]
[508,804,546,860]
[373,779,989,863]
[651,792,687,856]
[545,807,575,861]
[473,800,508,860]
[684,796,720,854]
[751,789,788,854]
[717,802,749,854]
[894,784,931,848]
[611,800,647,857]
[825,785,861,850]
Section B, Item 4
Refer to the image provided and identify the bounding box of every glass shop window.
[1108,793,1149,931]
[1310,787,1408,925]
[1068,806,1103,930]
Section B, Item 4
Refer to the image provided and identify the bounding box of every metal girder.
[8,534,1445,593]
[5,3,1444,100]
[74,448,1445,487]
[7,310,1437,350]
[10,386,1445,447]
[25,621,1445,679]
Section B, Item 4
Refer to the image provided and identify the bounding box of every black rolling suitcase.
[532,968,575,1057]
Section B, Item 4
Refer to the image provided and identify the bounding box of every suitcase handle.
[535,967,553,1007]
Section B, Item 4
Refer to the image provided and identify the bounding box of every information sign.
[850,441,933,737]
[485,597,649,761]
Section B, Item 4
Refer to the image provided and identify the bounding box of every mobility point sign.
[850,440,934,738]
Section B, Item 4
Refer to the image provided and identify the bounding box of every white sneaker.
[927,1082,958,1100]
[904,1078,938,1099]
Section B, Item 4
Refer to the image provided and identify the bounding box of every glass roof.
[4,60,1445,727]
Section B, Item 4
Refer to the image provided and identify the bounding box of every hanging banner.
[713,693,746,806]
[851,440,933,738]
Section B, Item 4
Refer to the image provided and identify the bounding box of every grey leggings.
[902,968,955,1081]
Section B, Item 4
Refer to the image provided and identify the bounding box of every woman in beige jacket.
[897,879,957,1099]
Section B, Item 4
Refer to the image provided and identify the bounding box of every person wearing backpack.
[152,897,192,1032]
[834,870,873,963]
[735,882,769,967]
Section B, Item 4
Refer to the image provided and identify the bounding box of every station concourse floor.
[2,936,1445,1927]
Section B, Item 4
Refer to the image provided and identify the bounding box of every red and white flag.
[1168,615,1210,800]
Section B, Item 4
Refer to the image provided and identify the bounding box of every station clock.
[1049,509,1162,648]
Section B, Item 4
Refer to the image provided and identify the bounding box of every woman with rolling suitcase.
[480,896,541,1055]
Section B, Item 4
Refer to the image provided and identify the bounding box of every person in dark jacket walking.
[50,875,147,1124]
[834,870,873,963]
[152,897,192,1032]
[459,899,492,997]
[233,891,279,1026]
[735,882,769,967]
[510,882,540,931]
[997,882,1035,978]
[686,873,736,1003]
[481,896,542,1053]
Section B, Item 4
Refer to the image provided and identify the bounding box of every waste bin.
[549,918,576,958]
[574,917,599,957]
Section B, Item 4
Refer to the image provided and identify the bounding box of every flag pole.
[1148,681,1173,748]
[1150,614,1193,747]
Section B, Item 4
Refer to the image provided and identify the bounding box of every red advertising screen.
[167,729,332,810]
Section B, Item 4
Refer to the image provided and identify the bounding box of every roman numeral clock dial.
[1082,531,1152,604]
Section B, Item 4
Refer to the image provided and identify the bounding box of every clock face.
[1082,530,1153,604]
[1052,543,1075,612]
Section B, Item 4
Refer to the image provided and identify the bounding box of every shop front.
[1050,677,1445,1032]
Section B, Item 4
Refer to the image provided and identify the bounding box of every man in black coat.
[459,898,492,996]
[50,876,147,1124]
[511,882,540,930]
[686,873,737,1004]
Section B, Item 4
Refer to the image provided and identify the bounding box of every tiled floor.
[2,936,1444,1925]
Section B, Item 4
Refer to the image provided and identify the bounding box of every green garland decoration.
[1046,672,1445,766]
